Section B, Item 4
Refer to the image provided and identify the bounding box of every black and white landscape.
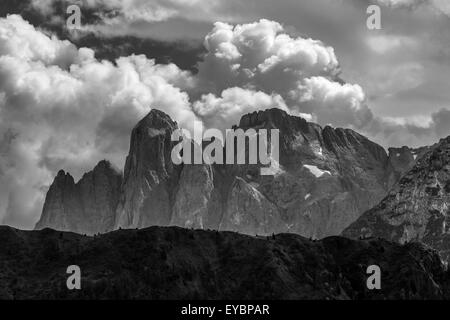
[0,0,450,301]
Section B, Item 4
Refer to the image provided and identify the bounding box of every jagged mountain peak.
[322,126,387,160]
[116,108,180,229]
[237,109,387,164]
[55,169,73,180]
[91,159,121,176]
[239,108,305,127]
[134,108,178,132]
[35,159,122,235]
[238,108,321,140]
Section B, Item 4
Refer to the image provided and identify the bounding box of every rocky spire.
[35,161,122,235]
[114,109,180,229]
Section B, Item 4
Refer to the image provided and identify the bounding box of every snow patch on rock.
[303,165,331,178]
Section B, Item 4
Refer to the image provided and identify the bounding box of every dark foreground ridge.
[0,226,449,299]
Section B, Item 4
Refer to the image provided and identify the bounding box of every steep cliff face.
[36,108,418,238]
[170,164,215,229]
[343,136,450,260]
[386,146,429,189]
[114,110,180,229]
[35,160,122,235]
[35,170,79,233]
[231,108,393,238]
[219,177,284,235]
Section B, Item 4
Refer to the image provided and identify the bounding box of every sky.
[0,0,450,229]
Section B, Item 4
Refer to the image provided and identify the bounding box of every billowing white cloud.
[193,87,289,130]
[0,14,80,67]
[194,19,376,133]
[193,19,450,150]
[291,76,372,129]
[193,19,365,130]
[197,19,340,96]
[0,15,199,227]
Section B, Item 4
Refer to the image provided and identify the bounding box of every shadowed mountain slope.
[344,136,450,261]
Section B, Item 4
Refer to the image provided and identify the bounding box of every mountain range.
[35,108,430,240]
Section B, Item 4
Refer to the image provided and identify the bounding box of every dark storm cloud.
[0,0,205,72]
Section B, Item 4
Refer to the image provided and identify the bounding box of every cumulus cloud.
[193,87,289,130]
[192,19,450,149]
[197,19,340,96]
[193,19,375,131]
[0,14,79,67]
[0,14,199,227]
[291,77,372,129]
